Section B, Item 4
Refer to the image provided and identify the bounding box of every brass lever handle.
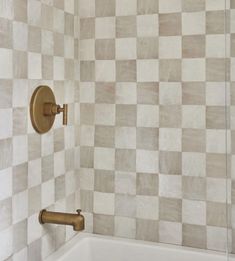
[44,103,68,125]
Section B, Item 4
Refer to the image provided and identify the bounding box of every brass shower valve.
[44,103,68,125]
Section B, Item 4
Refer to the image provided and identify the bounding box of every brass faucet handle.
[56,104,68,126]
[76,209,82,215]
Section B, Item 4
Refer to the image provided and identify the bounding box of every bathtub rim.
[45,232,235,261]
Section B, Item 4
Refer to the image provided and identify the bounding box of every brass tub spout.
[39,209,85,231]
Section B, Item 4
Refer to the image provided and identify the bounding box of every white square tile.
[182,199,206,225]
[207,178,227,203]
[116,38,137,60]
[182,59,205,82]
[54,151,65,177]
[27,213,42,244]
[159,83,182,105]
[137,105,159,127]
[0,0,13,19]
[159,128,182,151]
[159,174,182,198]
[80,39,95,61]
[80,82,95,103]
[116,0,137,16]
[182,12,205,35]
[95,17,115,39]
[94,192,115,215]
[115,216,136,239]
[13,135,28,166]
[95,104,115,126]
[115,127,136,149]
[41,179,55,209]
[0,109,12,139]
[0,168,12,201]
[53,56,64,80]
[159,0,181,13]
[79,0,95,18]
[159,36,182,59]
[0,227,12,261]
[115,171,136,195]
[116,83,137,104]
[136,150,159,174]
[207,226,228,252]
[206,0,226,10]
[206,35,227,58]
[182,152,206,177]
[182,105,206,129]
[159,221,182,245]
[95,60,116,82]
[28,159,42,188]
[137,60,159,82]
[13,190,28,224]
[137,15,158,37]
[206,83,227,106]
[28,52,42,79]
[13,22,28,51]
[136,196,159,220]
[94,147,115,170]
[206,130,227,153]
[0,48,13,79]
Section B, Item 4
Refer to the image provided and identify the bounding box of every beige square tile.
[183,224,206,249]
[183,176,206,200]
[95,170,114,193]
[116,60,136,82]
[116,105,136,127]
[95,82,115,104]
[159,13,181,36]
[96,0,115,17]
[115,149,136,172]
[159,197,182,222]
[0,18,12,49]
[137,83,159,105]
[137,173,158,196]
[206,11,225,34]
[206,153,227,178]
[182,82,205,105]
[182,35,205,58]
[159,151,182,175]
[116,16,137,38]
[137,0,158,14]
[137,127,158,150]
[136,195,159,220]
[206,58,228,82]
[137,37,158,59]
[160,105,181,128]
[95,39,115,60]
[94,214,114,236]
[95,126,114,148]
[182,129,206,152]
[207,202,227,227]
[115,194,136,217]
[159,221,182,245]
[80,61,95,82]
[159,59,181,82]
[182,0,205,12]
[206,106,226,129]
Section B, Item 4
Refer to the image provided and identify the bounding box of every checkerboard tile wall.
[79,0,234,253]
[0,0,80,260]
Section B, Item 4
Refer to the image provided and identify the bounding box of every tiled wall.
[0,0,80,260]
[79,0,234,253]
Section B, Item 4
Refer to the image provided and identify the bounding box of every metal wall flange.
[30,85,68,134]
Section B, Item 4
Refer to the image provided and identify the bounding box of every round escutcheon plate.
[30,86,56,134]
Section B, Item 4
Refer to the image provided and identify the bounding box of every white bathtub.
[45,233,235,261]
